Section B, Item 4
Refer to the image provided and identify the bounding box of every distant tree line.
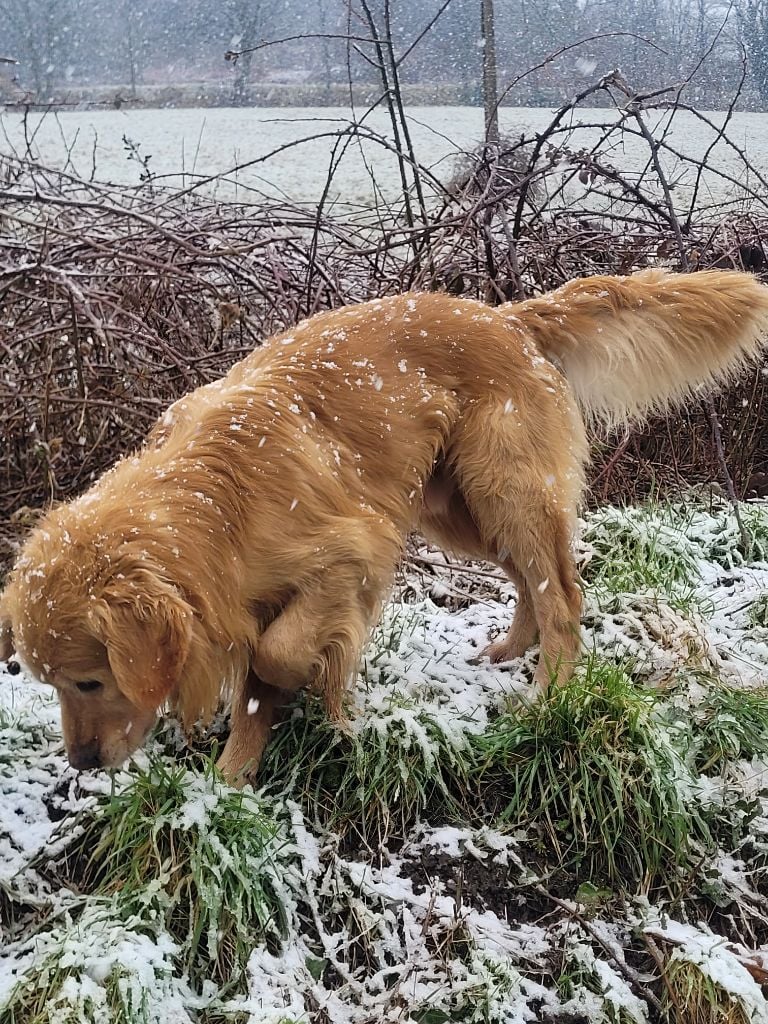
[1,0,767,110]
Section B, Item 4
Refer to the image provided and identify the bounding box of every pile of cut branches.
[3,76,768,567]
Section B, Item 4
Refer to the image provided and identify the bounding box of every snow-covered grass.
[42,760,294,992]
[4,499,768,1022]
[477,658,714,890]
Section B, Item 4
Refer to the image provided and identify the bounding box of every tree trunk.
[481,0,499,142]
[233,50,253,105]
[741,1,768,107]
[126,12,137,98]
[42,0,57,97]
[318,0,333,102]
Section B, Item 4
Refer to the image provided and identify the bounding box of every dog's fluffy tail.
[504,268,768,425]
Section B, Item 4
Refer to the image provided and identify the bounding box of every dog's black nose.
[5,661,21,676]
[69,743,102,770]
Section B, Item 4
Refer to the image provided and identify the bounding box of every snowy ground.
[3,499,768,1022]
[1,104,766,210]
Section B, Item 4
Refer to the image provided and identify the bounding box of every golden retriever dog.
[2,269,768,782]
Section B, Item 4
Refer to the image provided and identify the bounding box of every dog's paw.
[480,638,529,664]
[481,640,511,664]
[215,750,258,790]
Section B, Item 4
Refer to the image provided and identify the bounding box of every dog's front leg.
[216,574,379,785]
[216,669,290,786]
[254,566,383,727]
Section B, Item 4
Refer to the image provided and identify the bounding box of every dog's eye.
[76,680,103,693]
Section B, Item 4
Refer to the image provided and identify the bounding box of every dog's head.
[1,527,195,770]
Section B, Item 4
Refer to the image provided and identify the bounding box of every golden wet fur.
[2,270,768,781]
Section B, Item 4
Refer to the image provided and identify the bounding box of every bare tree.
[0,0,752,110]
[224,0,273,105]
[0,0,70,96]
[121,0,149,98]
[481,0,499,141]
[738,0,768,104]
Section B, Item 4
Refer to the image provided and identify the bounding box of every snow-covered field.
[4,499,768,1022]
[3,104,768,209]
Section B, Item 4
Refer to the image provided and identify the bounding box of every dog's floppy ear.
[0,590,14,662]
[89,570,193,711]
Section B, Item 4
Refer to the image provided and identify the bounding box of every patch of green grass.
[716,503,768,567]
[475,658,713,889]
[260,694,474,849]
[691,684,768,773]
[663,957,752,1024]
[583,504,704,612]
[740,504,768,560]
[364,600,426,672]
[263,657,761,891]
[747,593,768,628]
[43,756,290,994]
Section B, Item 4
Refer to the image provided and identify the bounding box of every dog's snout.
[69,742,103,771]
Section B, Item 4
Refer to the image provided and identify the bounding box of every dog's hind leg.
[482,524,581,690]
[487,561,538,660]
[449,394,587,691]
[419,474,539,658]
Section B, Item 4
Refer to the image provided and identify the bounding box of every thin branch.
[223,32,381,62]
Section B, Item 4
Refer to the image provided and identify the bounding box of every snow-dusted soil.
[3,501,768,1023]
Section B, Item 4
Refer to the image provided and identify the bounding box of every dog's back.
[152,291,577,538]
